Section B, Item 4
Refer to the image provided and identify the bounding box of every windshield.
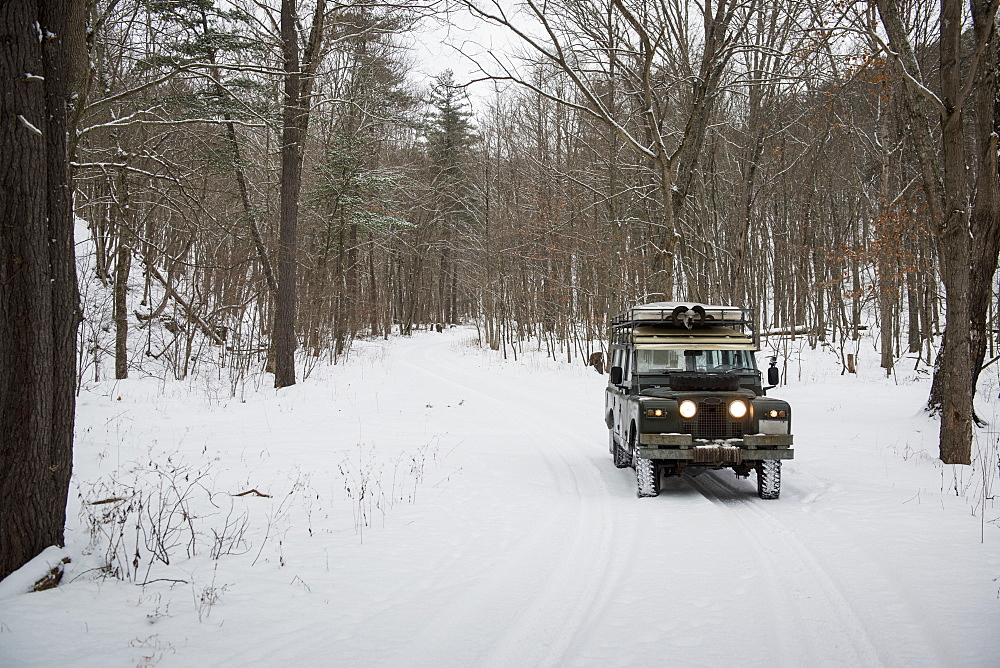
[635,349,757,374]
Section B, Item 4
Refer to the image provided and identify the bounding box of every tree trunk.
[969,0,1000,398]
[0,0,81,580]
[935,0,973,464]
[113,230,130,379]
[851,217,861,340]
[113,168,130,379]
[273,0,300,389]
[907,272,921,354]
[367,237,378,336]
[879,283,895,375]
[345,222,358,343]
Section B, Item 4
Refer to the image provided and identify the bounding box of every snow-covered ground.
[1,327,999,667]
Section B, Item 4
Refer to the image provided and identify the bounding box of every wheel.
[756,460,781,499]
[635,454,660,497]
[610,430,630,468]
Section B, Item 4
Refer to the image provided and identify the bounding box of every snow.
[0,548,69,601]
[1,328,999,666]
[17,114,43,136]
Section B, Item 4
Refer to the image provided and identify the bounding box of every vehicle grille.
[681,398,744,439]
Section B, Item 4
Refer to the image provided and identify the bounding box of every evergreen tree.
[425,70,477,324]
[427,70,477,182]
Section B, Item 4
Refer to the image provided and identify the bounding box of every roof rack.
[612,302,753,331]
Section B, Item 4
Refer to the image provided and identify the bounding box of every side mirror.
[610,366,623,385]
[767,365,779,386]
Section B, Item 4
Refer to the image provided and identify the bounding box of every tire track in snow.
[392,334,637,665]
[479,408,622,666]
[685,472,885,666]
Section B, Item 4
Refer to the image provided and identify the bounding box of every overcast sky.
[405,3,523,110]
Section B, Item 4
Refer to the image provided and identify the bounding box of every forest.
[64,1,999,448]
[2,0,999,579]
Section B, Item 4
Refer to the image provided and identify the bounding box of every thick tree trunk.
[935,0,974,464]
[969,0,1000,397]
[0,0,81,580]
[273,0,300,389]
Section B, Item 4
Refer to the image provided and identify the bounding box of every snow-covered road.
[1,328,998,666]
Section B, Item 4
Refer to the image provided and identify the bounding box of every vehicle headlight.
[729,400,748,419]
[679,400,697,419]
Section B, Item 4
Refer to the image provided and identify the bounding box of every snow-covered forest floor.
[1,325,999,666]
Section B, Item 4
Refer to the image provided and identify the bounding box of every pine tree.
[425,70,477,324]
[427,70,477,182]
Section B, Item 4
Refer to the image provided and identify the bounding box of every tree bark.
[969,0,1000,398]
[273,0,301,389]
[935,0,974,464]
[113,169,130,379]
[113,228,130,379]
[0,0,81,580]
[907,272,922,353]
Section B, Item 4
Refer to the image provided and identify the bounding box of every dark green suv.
[605,302,793,498]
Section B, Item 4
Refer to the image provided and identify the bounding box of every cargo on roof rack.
[628,325,756,350]
[611,301,753,331]
[611,302,756,348]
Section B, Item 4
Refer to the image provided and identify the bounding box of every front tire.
[756,460,781,499]
[635,455,660,497]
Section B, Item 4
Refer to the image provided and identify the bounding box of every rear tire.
[635,455,659,497]
[610,430,630,468]
[756,460,781,499]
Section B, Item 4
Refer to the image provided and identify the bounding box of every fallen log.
[143,261,226,345]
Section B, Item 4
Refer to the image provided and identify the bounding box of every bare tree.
[455,0,766,298]
[870,0,999,464]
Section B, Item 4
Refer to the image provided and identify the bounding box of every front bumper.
[638,432,794,461]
